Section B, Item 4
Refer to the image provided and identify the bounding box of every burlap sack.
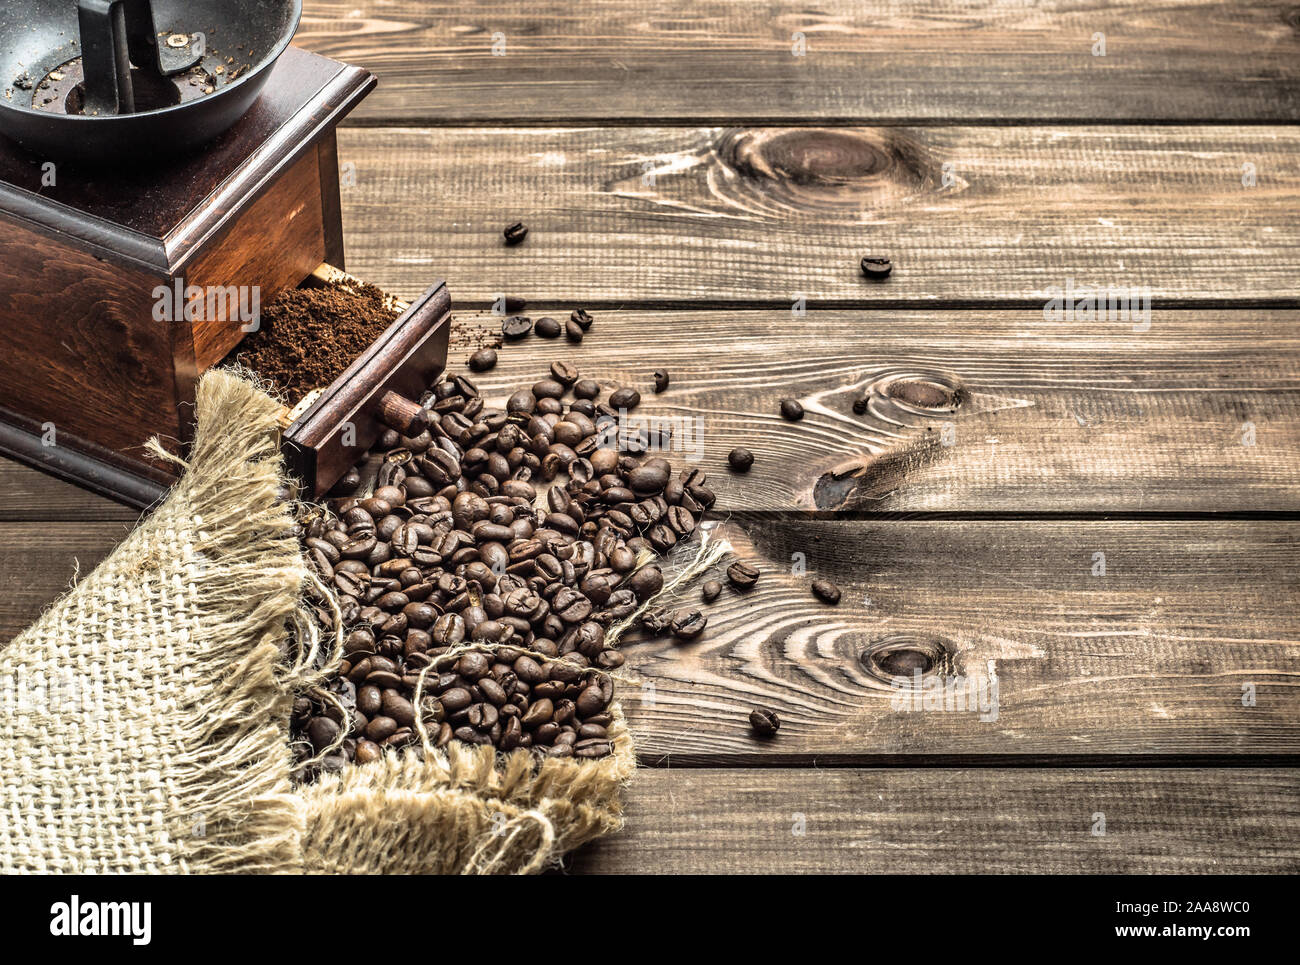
[0,370,633,874]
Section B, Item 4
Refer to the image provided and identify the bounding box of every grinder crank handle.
[77,0,203,116]
[77,0,142,115]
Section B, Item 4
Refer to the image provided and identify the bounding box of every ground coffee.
[230,281,400,402]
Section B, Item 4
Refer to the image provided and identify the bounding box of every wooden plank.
[569,768,1300,872]
[618,516,1300,761]
[0,461,144,522]
[0,523,125,647]
[447,309,1300,513]
[335,125,1300,306]
[296,1,1300,122]
[13,303,1299,517]
[4,519,1297,762]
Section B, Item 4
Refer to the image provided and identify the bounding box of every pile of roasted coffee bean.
[291,348,718,773]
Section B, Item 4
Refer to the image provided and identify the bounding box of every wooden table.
[4,1,1299,872]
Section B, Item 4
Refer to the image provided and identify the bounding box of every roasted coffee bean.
[860,255,892,279]
[574,739,612,759]
[468,347,497,371]
[502,315,533,340]
[532,378,565,399]
[565,318,584,342]
[365,715,398,742]
[521,698,554,729]
[652,368,670,393]
[535,316,561,338]
[779,398,805,421]
[608,387,640,410]
[627,462,669,494]
[503,221,529,245]
[727,447,754,472]
[439,687,472,714]
[513,655,547,684]
[646,524,677,553]
[625,564,664,601]
[356,686,379,717]
[852,396,869,415]
[727,560,760,590]
[457,651,491,679]
[666,505,695,536]
[570,621,606,658]
[576,682,610,717]
[553,587,593,623]
[550,360,579,386]
[570,308,594,330]
[343,627,376,656]
[749,708,781,737]
[307,715,340,751]
[811,579,842,604]
[670,608,708,640]
[381,690,416,728]
[479,677,508,706]
[701,579,722,602]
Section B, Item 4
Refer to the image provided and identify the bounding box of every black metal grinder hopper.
[0,0,301,163]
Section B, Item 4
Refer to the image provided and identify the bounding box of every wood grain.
[447,309,1300,513]
[7,302,1296,518]
[617,516,1300,761]
[4,518,1296,761]
[295,0,1300,123]
[0,523,127,649]
[187,149,328,371]
[569,768,1300,873]
[0,215,181,462]
[335,125,1300,306]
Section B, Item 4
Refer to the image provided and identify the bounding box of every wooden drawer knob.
[376,390,427,437]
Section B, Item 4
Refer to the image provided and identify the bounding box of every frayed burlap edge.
[4,367,633,873]
[296,702,635,875]
[171,370,636,875]
[144,369,335,873]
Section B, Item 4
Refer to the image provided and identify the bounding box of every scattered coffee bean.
[504,295,527,313]
[504,222,529,245]
[727,447,754,472]
[292,332,725,773]
[502,315,533,340]
[701,579,722,602]
[608,387,640,410]
[535,316,561,338]
[860,255,892,279]
[570,308,594,330]
[652,369,670,393]
[749,708,780,737]
[565,318,584,342]
[779,398,804,421]
[811,579,841,604]
[852,397,869,415]
[727,560,760,591]
[468,348,497,371]
[670,608,708,640]
[550,360,579,386]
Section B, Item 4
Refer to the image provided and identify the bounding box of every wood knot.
[886,378,960,410]
[732,129,893,185]
[860,635,957,686]
[868,370,965,418]
[713,127,938,215]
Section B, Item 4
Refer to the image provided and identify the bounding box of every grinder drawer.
[273,265,451,501]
